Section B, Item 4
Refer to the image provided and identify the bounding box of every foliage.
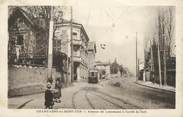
[53,51,67,73]
[110,58,119,74]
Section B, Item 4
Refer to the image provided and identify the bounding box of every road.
[8,76,175,109]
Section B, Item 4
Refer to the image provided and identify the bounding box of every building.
[8,7,48,65]
[8,7,91,84]
[8,7,50,97]
[87,42,97,69]
[54,21,89,82]
[95,61,110,78]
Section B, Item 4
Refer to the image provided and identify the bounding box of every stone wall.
[8,65,63,97]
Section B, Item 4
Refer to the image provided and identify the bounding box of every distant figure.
[119,69,123,77]
[119,65,124,77]
[45,82,54,109]
[54,78,62,103]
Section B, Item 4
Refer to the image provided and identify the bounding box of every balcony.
[72,39,82,45]
[73,56,81,62]
[73,51,81,62]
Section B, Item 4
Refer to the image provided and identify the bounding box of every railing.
[73,56,81,62]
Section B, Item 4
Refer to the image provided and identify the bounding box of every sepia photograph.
[7,5,176,109]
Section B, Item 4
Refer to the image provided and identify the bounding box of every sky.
[61,0,158,74]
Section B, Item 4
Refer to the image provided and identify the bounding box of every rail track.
[71,87,141,109]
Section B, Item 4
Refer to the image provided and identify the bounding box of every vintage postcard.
[0,0,183,117]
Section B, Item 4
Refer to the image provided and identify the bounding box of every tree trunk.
[157,39,162,86]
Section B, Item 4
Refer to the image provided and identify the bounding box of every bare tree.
[146,7,175,85]
[165,7,175,57]
[155,7,175,85]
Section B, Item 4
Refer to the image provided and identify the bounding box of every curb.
[135,82,175,93]
[17,99,34,109]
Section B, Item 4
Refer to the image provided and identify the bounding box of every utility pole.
[70,6,74,82]
[158,13,162,87]
[48,6,54,82]
[66,49,69,86]
[136,32,138,81]
[163,35,167,85]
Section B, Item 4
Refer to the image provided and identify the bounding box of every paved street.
[8,76,175,109]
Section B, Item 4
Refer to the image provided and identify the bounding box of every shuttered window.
[17,35,23,45]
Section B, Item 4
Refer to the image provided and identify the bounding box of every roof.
[8,7,46,31]
[95,61,110,66]
[55,21,90,42]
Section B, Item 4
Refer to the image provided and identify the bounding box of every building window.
[53,40,61,52]
[56,40,61,47]
[17,35,23,45]
[91,72,94,76]
[73,32,77,36]
[73,32,78,40]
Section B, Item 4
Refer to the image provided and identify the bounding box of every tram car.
[88,69,100,83]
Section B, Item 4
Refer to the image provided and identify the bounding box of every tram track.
[95,90,143,109]
[72,88,95,109]
[85,91,95,109]
[90,91,125,109]
[72,86,142,109]
[72,90,81,109]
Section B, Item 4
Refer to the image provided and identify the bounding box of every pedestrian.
[45,82,54,109]
[54,78,62,103]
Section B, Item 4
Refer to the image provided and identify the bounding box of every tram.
[88,69,100,83]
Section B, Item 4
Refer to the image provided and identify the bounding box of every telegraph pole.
[163,35,167,85]
[48,6,54,82]
[136,32,138,81]
[158,13,162,87]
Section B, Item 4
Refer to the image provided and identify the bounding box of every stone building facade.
[54,21,89,81]
[88,42,97,69]
[8,7,48,65]
[95,61,111,78]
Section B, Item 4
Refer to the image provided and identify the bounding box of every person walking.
[54,77,62,103]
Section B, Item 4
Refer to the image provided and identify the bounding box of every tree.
[110,58,119,74]
[20,6,66,82]
[150,7,175,85]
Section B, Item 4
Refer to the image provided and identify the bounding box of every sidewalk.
[136,80,175,93]
[8,83,76,109]
[8,82,90,109]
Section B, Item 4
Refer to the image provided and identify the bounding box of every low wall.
[8,66,49,97]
